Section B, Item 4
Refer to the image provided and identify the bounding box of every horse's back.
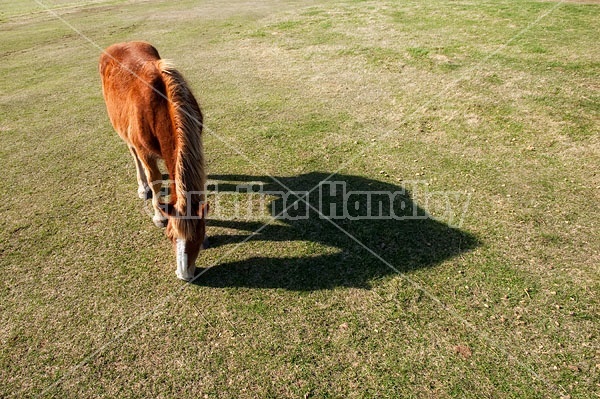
[99,41,161,75]
[100,42,168,148]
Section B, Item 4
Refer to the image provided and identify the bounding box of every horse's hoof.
[138,187,151,200]
[153,215,168,228]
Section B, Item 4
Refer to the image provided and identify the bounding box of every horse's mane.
[157,59,206,240]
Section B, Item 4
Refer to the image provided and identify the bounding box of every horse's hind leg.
[129,145,151,199]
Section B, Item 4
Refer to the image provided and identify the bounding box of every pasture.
[1,0,598,397]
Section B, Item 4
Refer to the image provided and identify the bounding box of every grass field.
[1,0,599,397]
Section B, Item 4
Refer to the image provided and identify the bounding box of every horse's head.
[163,202,209,281]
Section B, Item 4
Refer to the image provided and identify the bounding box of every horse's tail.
[157,59,206,240]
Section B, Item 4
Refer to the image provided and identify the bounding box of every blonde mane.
[158,60,206,240]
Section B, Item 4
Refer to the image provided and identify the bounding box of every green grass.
[1,0,599,398]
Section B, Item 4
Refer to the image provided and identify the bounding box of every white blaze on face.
[176,238,195,281]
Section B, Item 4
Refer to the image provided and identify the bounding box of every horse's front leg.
[129,145,151,199]
[139,154,168,228]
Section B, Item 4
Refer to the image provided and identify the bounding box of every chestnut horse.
[99,41,208,281]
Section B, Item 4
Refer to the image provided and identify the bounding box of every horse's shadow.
[194,172,479,291]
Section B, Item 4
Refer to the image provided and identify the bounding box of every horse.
[99,41,208,281]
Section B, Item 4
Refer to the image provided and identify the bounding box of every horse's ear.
[198,202,209,219]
